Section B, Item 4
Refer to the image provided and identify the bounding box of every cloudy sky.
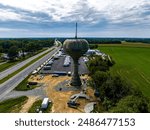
[0,0,150,38]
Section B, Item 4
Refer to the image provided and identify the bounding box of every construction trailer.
[41,98,49,109]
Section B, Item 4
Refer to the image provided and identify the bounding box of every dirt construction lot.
[31,75,96,113]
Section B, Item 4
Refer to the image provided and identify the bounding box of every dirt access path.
[20,96,38,113]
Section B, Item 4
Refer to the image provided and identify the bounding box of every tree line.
[87,38,122,44]
[86,38,150,44]
[0,39,54,61]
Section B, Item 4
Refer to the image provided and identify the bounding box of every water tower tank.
[63,39,89,87]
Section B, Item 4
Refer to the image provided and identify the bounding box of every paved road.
[0,48,53,80]
[1,86,46,101]
[0,45,61,100]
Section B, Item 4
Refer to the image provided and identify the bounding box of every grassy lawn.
[0,96,28,113]
[0,61,20,72]
[0,48,47,72]
[28,99,52,113]
[0,48,53,84]
[98,43,150,97]
[15,75,38,91]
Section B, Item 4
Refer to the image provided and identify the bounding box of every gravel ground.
[55,78,87,92]
[1,84,46,101]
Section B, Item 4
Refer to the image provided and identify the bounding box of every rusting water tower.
[63,23,89,88]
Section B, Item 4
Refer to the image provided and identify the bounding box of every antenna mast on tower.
[75,22,77,39]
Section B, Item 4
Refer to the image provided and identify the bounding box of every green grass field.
[0,96,28,113]
[15,75,38,91]
[98,43,150,97]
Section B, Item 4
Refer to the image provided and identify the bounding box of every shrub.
[110,95,150,113]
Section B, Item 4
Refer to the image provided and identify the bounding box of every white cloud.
[0,0,149,24]
[87,0,150,24]
[0,0,150,37]
[0,27,27,32]
[0,0,80,21]
[0,9,24,21]
[0,0,150,23]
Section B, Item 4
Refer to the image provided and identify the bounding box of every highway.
[0,45,61,100]
[0,47,54,80]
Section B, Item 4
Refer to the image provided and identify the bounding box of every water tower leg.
[70,59,82,88]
